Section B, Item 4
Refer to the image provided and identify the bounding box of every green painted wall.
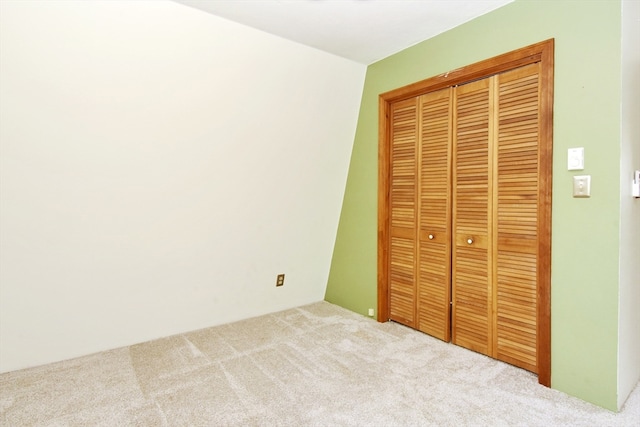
[326,0,622,411]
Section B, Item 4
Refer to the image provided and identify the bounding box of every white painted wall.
[0,0,365,373]
[617,0,640,410]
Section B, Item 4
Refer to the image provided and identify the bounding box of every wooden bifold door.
[378,40,553,386]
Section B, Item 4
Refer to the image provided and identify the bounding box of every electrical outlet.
[276,274,285,287]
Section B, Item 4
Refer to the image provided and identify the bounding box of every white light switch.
[568,147,585,170]
[573,175,591,198]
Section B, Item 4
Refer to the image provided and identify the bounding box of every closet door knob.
[467,238,474,245]
[428,234,434,240]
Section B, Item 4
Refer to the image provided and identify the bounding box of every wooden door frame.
[377,39,554,386]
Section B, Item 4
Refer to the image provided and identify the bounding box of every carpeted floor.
[1,301,638,426]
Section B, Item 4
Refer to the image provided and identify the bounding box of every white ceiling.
[173,0,514,65]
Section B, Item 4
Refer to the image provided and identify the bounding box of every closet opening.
[377,39,553,386]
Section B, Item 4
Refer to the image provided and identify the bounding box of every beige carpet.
[1,301,638,426]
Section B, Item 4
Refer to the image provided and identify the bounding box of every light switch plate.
[573,175,591,198]
[568,147,585,170]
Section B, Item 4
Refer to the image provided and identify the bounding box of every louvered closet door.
[494,63,541,373]
[452,77,494,357]
[380,41,552,381]
[417,88,452,341]
[388,98,418,327]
